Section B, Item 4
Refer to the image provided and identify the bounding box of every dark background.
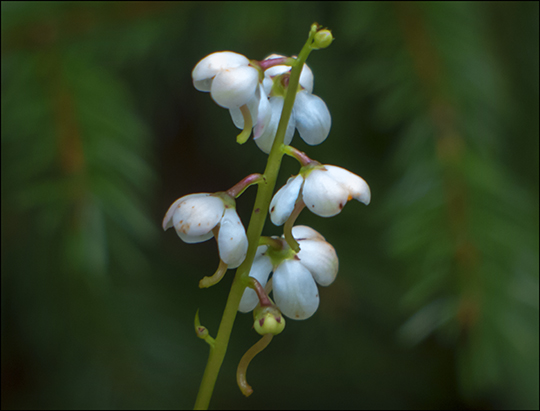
[2,2,538,409]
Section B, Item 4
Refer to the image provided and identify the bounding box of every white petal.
[166,193,224,237]
[263,53,285,61]
[262,55,289,79]
[192,51,250,91]
[211,66,259,109]
[262,76,274,96]
[283,111,296,146]
[302,168,350,217]
[229,107,244,129]
[177,230,214,244]
[296,239,338,286]
[264,53,285,60]
[263,62,313,94]
[324,165,371,205]
[291,225,325,241]
[163,196,185,231]
[273,259,320,320]
[264,65,290,78]
[229,85,261,129]
[269,175,304,226]
[254,97,295,154]
[298,64,313,94]
[193,78,214,94]
[217,208,248,268]
[238,246,273,313]
[253,85,272,139]
[293,91,331,146]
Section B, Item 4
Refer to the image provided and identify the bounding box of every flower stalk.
[199,259,228,289]
[193,25,319,410]
[257,56,296,71]
[282,145,316,167]
[247,277,272,307]
[226,173,265,198]
[283,199,306,253]
[236,105,253,144]
[236,334,273,398]
[194,310,216,349]
[163,20,370,409]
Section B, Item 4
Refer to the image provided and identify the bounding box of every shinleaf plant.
[162,24,370,409]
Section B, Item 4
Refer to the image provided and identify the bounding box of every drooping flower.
[270,165,371,225]
[162,193,248,268]
[192,51,260,109]
[228,84,272,137]
[254,55,331,153]
[239,226,338,320]
[192,51,272,141]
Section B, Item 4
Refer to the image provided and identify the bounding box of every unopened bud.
[194,309,215,347]
[196,326,209,339]
[313,29,334,49]
[253,306,286,335]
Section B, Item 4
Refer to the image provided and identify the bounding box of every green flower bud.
[312,29,334,49]
[253,306,286,335]
[196,326,209,339]
[194,309,215,348]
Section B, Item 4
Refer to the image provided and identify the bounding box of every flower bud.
[312,29,334,49]
[253,306,286,335]
[196,325,209,339]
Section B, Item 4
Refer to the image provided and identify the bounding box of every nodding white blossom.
[192,51,260,109]
[229,84,272,136]
[254,55,331,153]
[162,193,248,268]
[270,165,371,225]
[238,226,338,320]
[192,51,272,140]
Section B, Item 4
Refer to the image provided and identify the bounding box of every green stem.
[236,104,253,144]
[247,277,273,307]
[283,199,305,253]
[258,235,283,249]
[193,25,318,410]
[199,260,228,289]
[282,145,315,167]
[236,334,274,397]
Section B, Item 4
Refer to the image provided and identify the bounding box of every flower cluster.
[166,25,367,330]
[165,24,370,402]
[191,51,331,151]
[239,226,338,320]
[164,37,370,325]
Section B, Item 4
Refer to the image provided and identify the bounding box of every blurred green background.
[2,1,539,409]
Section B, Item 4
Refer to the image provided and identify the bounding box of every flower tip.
[162,197,183,231]
[162,219,170,231]
[217,207,249,268]
[362,193,371,206]
[313,29,334,49]
[254,312,286,336]
[355,181,371,206]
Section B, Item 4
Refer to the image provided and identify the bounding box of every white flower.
[252,95,296,153]
[162,193,248,268]
[261,55,314,95]
[270,165,371,225]
[239,226,338,320]
[192,51,260,109]
[237,246,274,313]
[254,55,331,153]
[228,84,272,136]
